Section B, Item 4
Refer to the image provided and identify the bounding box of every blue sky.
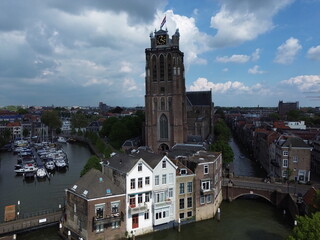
[0,0,320,108]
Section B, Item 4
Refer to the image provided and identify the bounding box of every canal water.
[230,138,266,178]
[0,140,292,239]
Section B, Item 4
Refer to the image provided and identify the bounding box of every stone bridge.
[222,176,310,214]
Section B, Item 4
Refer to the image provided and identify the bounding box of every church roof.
[186,91,212,106]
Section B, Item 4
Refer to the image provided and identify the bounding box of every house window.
[206,194,212,203]
[282,170,288,178]
[168,173,173,184]
[138,162,142,171]
[204,165,209,174]
[111,201,119,214]
[156,192,165,203]
[200,196,205,205]
[168,188,173,198]
[95,204,105,219]
[96,224,104,233]
[283,151,288,156]
[144,210,149,220]
[293,156,298,163]
[111,221,120,229]
[138,178,143,188]
[179,183,185,194]
[283,159,288,168]
[187,182,192,193]
[201,180,210,191]
[179,198,185,209]
[187,211,192,217]
[138,194,143,204]
[145,192,150,202]
[187,197,192,208]
[129,195,136,208]
[179,213,184,219]
[162,160,166,168]
[162,174,167,184]
[145,176,150,185]
[180,168,187,175]
[155,175,159,185]
[130,179,135,189]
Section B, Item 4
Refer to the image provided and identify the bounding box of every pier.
[0,209,63,237]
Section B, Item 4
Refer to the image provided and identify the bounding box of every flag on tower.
[160,16,166,29]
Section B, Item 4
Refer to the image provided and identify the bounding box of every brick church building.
[144,28,213,152]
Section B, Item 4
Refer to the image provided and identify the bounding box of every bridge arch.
[233,192,272,203]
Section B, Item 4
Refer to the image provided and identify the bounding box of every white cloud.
[251,48,261,61]
[210,0,293,47]
[222,68,229,72]
[248,65,265,74]
[281,75,320,91]
[216,48,261,63]
[189,77,266,94]
[274,37,302,64]
[216,54,250,63]
[307,45,320,61]
[123,78,138,91]
[120,61,132,73]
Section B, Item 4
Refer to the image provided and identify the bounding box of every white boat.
[55,159,67,169]
[14,163,38,174]
[45,161,55,171]
[57,136,67,143]
[36,168,47,178]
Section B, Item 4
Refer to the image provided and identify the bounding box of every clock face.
[156,35,166,45]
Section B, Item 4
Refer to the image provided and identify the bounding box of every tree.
[80,156,102,177]
[23,128,29,138]
[41,111,62,140]
[100,117,119,137]
[287,212,320,240]
[17,107,28,115]
[109,121,130,149]
[71,112,89,129]
[210,139,234,163]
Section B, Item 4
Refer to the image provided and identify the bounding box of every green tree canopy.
[41,111,62,130]
[288,212,320,240]
[80,156,102,177]
[71,112,89,129]
[109,121,130,149]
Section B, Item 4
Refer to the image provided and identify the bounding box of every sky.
[0,0,320,108]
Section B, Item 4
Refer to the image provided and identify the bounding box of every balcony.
[93,212,123,227]
[129,203,148,215]
[154,199,172,208]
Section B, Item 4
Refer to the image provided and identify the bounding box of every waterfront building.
[173,159,195,223]
[104,151,154,236]
[274,135,312,183]
[63,169,126,240]
[169,145,223,221]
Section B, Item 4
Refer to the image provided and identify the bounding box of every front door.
[132,214,139,229]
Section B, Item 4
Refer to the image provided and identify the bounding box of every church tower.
[145,28,187,152]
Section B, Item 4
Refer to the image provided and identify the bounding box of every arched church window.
[152,55,157,82]
[153,98,157,111]
[161,97,165,111]
[167,54,172,81]
[160,55,164,81]
[160,114,168,139]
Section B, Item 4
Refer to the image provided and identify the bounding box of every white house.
[145,155,177,230]
[126,157,154,236]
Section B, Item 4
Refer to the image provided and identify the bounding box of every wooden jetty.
[0,209,62,237]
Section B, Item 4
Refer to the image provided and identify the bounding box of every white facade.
[126,159,153,236]
[152,156,177,227]
[61,119,71,133]
[285,121,306,130]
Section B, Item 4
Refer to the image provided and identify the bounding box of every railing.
[129,203,148,215]
[93,212,123,227]
[154,199,172,208]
